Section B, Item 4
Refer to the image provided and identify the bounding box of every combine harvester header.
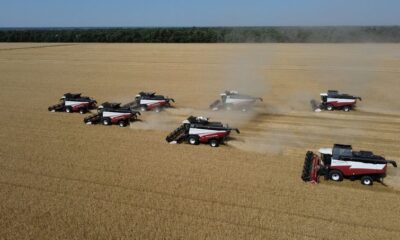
[301,144,397,185]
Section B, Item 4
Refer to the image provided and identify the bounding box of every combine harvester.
[301,144,397,185]
[123,92,175,112]
[210,90,263,112]
[166,116,240,147]
[311,90,361,112]
[48,93,97,114]
[84,102,140,127]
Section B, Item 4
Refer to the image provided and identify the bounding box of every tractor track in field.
[0,181,324,240]
[0,43,78,51]
[2,179,399,240]
[2,153,398,197]
[2,164,400,236]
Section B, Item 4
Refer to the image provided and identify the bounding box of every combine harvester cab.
[301,144,397,185]
[48,93,97,114]
[84,102,140,127]
[166,116,240,147]
[312,90,361,112]
[124,91,175,112]
[210,90,263,112]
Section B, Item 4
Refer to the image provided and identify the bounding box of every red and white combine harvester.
[312,90,362,112]
[48,93,97,114]
[301,144,397,185]
[166,116,240,147]
[124,92,175,112]
[210,90,263,112]
[83,102,140,127]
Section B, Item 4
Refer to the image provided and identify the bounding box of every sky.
[0,0,399,28]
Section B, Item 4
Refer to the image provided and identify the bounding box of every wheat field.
[0,43,399,239]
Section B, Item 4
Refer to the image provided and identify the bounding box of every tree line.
[0,26,399,43]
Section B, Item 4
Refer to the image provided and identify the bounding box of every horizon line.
[1,25,399,29]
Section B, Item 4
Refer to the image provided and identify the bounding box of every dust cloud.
[384,157,400,190]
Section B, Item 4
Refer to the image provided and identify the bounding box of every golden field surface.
[0,43,399,239]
